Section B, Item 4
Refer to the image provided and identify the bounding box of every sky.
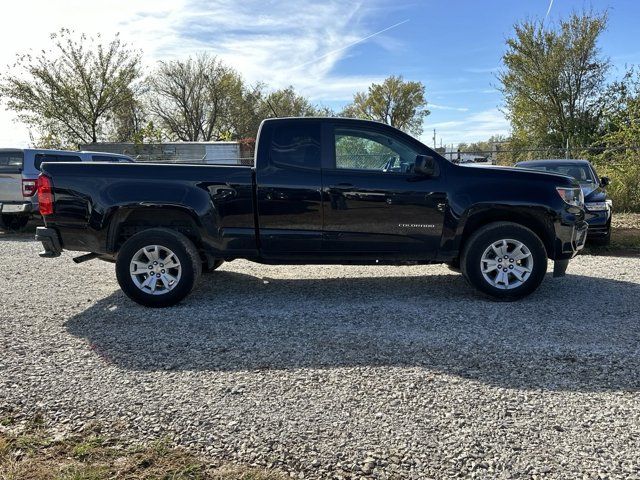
[1,0,639,148]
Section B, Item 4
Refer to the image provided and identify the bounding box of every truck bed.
[39,162,256,256]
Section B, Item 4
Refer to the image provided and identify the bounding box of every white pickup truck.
[0,148,132,230]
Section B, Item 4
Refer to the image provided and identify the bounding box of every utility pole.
[433,129,436,148]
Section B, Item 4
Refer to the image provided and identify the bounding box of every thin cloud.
[430,104,469,112]
[291,19,409,70]
[424,108,510,144]
[545,0,555,18]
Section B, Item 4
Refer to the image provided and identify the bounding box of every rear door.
[255,120,324,255]
[322,121,447,259]
[0,150,24,203]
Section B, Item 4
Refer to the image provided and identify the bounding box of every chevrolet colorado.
[35,117,588,307]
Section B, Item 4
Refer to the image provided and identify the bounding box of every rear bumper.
[35,226,62,258]
[0,201,33,214]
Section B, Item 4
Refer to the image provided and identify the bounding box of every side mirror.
[600,176,610,187]
[414,155,437,176]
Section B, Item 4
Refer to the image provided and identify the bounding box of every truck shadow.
[65,270,640,392]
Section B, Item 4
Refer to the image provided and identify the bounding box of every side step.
[72,252,100,264]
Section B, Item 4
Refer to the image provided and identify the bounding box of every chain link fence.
[443,145,640,166]
[336,154,391,170]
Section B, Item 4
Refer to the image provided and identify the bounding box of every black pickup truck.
[36,117,588,307]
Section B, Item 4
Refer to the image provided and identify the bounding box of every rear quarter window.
[270,123,321,169]
[34,154,82,170]
[0,152,24,172]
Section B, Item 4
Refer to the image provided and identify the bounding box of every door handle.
[332,183,354,190]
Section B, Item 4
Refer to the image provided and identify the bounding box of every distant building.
[442,151,490,164]
[79,141,252,165]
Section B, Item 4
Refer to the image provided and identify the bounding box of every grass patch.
[583,213,640,255]
[0,423,286,480]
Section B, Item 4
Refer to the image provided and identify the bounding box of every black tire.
[202,258,224,273]
[0,214,29,232]
[115,228,202,307]
[589,228,611,247]
[461,222,547,301]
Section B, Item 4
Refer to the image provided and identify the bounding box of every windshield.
[521,163,595,183]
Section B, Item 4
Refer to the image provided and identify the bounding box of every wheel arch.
[458,207,555,259]
[106,205,205,253]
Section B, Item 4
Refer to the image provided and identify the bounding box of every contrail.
[292,19,409,70]
[545,0,555,18]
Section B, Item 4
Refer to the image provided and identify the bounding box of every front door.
[322,122,447,259]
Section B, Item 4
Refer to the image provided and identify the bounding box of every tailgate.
[0,151,24,202]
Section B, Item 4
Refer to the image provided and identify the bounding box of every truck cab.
[254,118,447,261]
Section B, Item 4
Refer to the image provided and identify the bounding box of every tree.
[498,11,610,152]
[590,67,640,211]
[228,84,331,140]
[341,76,429,136]
[147,53,244,142]
[457,134,509,153]
[110,90,148,143]
[0,29,142,147]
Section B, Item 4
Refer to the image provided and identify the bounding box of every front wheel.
[115,228,202,307]
[461,222,548,301]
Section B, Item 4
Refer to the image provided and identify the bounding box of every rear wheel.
[115,228,202,307]
[461,222,547,301]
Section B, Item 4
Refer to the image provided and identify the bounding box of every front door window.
[334,127,419,174]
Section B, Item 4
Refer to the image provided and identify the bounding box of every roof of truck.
[0,148,131,157]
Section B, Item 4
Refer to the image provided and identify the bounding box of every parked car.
[0,148,133,230]
[35,118,587,307]
[515,159,612,245]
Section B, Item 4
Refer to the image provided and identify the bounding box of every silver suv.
[0,148,132,230]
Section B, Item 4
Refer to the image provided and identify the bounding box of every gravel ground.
[1,234,640,479]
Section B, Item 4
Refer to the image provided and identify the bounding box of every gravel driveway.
[1,234,640,479]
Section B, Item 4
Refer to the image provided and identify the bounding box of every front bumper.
[554,219,588,260]
[585,209,611,237]
[0,201,33,214]
[35,227,63,258]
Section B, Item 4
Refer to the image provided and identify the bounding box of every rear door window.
[0,151,24,173]
[34,154,82,170]
[270,123,321,169]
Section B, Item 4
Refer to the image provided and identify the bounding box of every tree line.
[477,11,639,211]
[0,11,638,210]
[0,30,429,148]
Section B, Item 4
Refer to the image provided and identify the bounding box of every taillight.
[37,175,54,215]
[22,179,38,197]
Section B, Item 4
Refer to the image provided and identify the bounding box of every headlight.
[585,201,610,211]
[556,187,584,207]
